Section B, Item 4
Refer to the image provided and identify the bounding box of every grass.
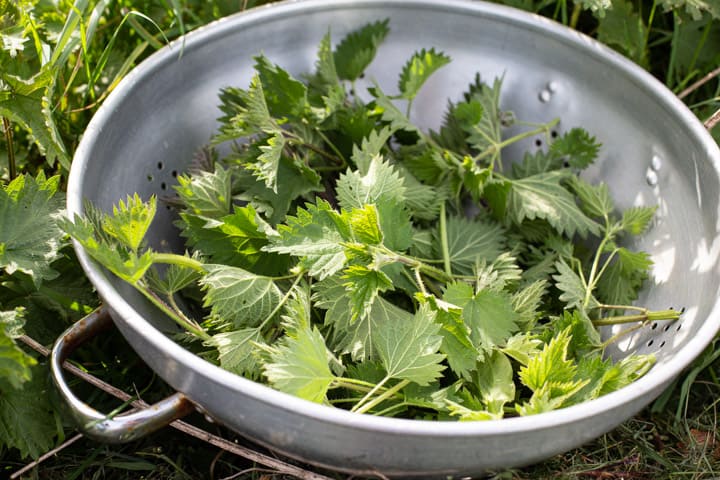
[2,0,720,478]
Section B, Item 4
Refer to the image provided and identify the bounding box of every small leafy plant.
[62,20,682,420]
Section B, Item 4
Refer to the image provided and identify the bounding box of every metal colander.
[55,0,720,477]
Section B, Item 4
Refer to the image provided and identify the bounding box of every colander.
[52,0,720,477]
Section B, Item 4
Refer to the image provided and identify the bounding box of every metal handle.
[50,307,195,443]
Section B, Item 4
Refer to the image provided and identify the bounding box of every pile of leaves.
[63,20,682,420]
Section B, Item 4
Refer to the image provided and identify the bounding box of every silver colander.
[53,0,720,477]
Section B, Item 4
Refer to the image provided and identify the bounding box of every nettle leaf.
[342,264,393,322]
[463,290,520,353]
[0,370,57,459]
[0,70,69,168]
[464,76,504,158]
[0,328,36,389]
[511,150,564,178]
[489,172,600,238]
[149,260,201,296]
[519,328,578,394]
[620,206,656,235]
[549,128,601,169]
[208,328,263,379]
[398,48,451,101]
[250,131,287,192]
[568,176,614,219]
[657,0,720,20]
[398,164,447,222]
[314,31,340,87]
[200,265,282,329]
[596,247,651,306]
[474,252,523,293]
[501,333,543,366]
[435,215,506,276]
[264,326,334,403]
[374,303,445,385]
[264,199,351,279]
[337,156,412,251]
[333,19,390,81]
[436,308,477,380]
[0,307,25,339]
[475,350,515,416]
[254,54,308,119]
[597,0,649,66]
[511,279,548,329]
[369,85,420,134]
[351,127,394,174]
[349,204,383,245]
[101,194,156,251]
[213,75,278,142]
[175,165,232,218]
[58,215,153,284]
[553,258,598,311]
[0,173,65,285]
[552,310,601,357]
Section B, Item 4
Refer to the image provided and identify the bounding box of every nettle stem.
[473,117,560,165]
[591,304,682,326]
[152,252,206,272]
[2,117,16,180]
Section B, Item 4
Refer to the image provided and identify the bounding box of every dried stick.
[705,108,720,131]
[678,65,720,100]
[9,434,84,480]
[16,335,334,480]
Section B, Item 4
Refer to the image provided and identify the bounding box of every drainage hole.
[171,170,178,178]
[551,130,558,138]
[647,339,654,347]
[676,323,682,331]
[160,182,167,191]
[651,322,658,330]
[147,174,154,182]
[659,340,666,348]
[157,161,164,170]
[535,138,542,147]
[663,324,672,332]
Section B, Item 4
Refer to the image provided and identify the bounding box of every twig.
[704,107,720,131]
[9,433,84,480]
[16,335,334,480]
[678,65,720,100]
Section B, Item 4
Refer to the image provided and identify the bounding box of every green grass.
[2,0,720,478]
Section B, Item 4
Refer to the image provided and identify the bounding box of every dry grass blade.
[705,108,720,131]
[9,433,84,480]
[678,66,720,100]
[16,335,334,480]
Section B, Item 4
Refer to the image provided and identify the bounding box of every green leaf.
[254,54,308,119]
[351,127,394,174]
[264,326,334,403]
[200,265,282,329]
[264,199,350,280]
[577,0,612,15]
[620,206,656,235]
[490,172,600,238]
[0,71,69,168]
[349,204,383,245]
[336,156,412,251]
[213,75,278,142]
[0,369,57,459]
[435,215,506,276]
[175,165,232,218]
[0,327,36,389]
[511,279,548,329]
[463,76,504,158]
[475,350,515,416]
[208,328,263,379]
[568,177,614,219]
[0,307,26,339]
[148,260,201,296]
[58,214,154,284]
[398,48,451,101]
[463,289,520,353]
[552,310,601,357]
[369,84,420,134]
[501,332,543,366]
[436,308,477,380]
[101,194,156,251]
[553,258,598,311]
[474,252,523,293]
[519,328,577,393]
[0,173,65,285]
[250,131,286,192]
[657,0,720,20]
[597,0,649,66]
[333,19,390,81]
[342,264,393,322]
[549,128,601,169]
[596,247,651,306]
[314,31,341,87]
[373,303,445,385]
[511,150,564,178]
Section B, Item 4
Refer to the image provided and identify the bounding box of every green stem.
[569,1,582,29]
[134,282,210,341]
[473,118,560,164]
[2,117,16,180]
[151,252,206,272]
[583,233,612,309]
[592,308,681,326]
[332,377,381,392]
[351,375,390,413]
[315,128,348,168]
[355,379,411,415]
[439,202,452,277]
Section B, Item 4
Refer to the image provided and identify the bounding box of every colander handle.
[50,307,195,443]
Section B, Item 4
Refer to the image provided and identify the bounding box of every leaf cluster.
[62,20,673,421]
